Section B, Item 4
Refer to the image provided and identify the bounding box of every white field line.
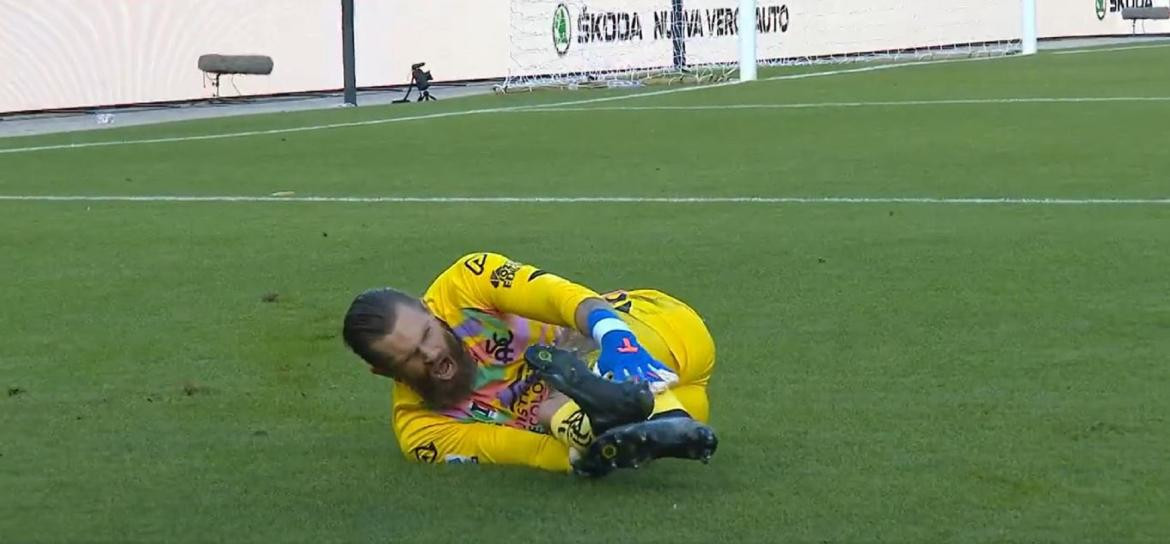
[0,42,1156,155]
[521,96,1170,113]
[0,57,1009,155]
[1052,42,1170,55]
[1,195,1169,205]
[0,81,754,155]
[0,106,522,155]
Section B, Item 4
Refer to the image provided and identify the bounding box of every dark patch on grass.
[261,292,280,303]
[182,382,212,397]
[1071,421,1133,441]
[7,387,26,397]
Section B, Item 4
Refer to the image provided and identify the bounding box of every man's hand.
[596,329,678,387]
[574,298,679,390]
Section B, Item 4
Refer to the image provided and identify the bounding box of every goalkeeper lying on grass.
[341,252,718,476]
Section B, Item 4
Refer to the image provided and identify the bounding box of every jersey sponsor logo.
[484,330,516,363]
[444,454,479,464]
[489,260,521,289]
[464,253,488,275]
[411,441,439,463]
[509,376,548,432]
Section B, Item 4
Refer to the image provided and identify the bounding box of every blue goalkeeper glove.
[588,307,678,388]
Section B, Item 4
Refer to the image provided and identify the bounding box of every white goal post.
[501,0,1041,91]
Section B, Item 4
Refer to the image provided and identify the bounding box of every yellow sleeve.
[425,252,600,329]
[392,383,571,472]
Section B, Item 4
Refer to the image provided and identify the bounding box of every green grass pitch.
[2,47,1169,542]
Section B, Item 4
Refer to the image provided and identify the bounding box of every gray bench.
[1122,6,1170,34]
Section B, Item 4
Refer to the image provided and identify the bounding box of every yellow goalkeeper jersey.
[390,252,599,471]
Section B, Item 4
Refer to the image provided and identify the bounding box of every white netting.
[501,0,705,91]
[760,41,1021,68]
[500,0,1024,92]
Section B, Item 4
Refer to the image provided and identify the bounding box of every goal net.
[500,0,1025,91]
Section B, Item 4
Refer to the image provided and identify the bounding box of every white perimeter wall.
[0,0,341,113]
[1,0,1167,113]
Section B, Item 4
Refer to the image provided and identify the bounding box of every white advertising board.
[1,0,1166,113]
[0,0,342,113]
[1037,0,1170,38]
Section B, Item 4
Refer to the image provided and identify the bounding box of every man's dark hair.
[342,288,423,371]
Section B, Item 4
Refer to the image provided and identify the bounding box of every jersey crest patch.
[463,253,488,275]
[411,441,439,463]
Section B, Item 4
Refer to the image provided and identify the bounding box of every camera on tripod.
[393,62,436,103]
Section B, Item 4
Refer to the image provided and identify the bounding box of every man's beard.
[404,326,477,409]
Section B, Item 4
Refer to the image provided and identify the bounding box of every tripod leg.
[395,81,415,103]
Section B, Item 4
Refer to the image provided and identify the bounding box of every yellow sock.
[651,388,687,417]
[549,400,594,450]
[551,389,687,451]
